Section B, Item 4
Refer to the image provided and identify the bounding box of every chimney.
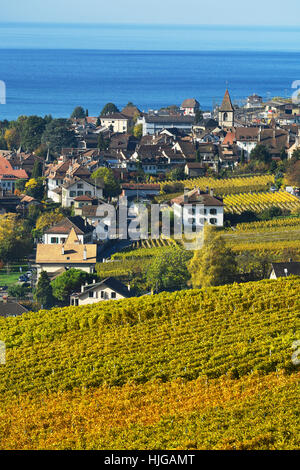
[289,258,293,263]
[61,245,65,255]
[206,186,209,194]
[81,284,85,293]
[210,188,214,197]
[183,188,189,204]
[93,279,96,284]
[83,246,87,260]
[128,283,131,292]
[284,268,288,276]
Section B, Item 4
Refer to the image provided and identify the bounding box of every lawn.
[0,265,29,288]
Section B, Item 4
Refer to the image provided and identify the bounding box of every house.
[121,183,161,199]
[109,133,138,152]
[46,160,91,201]
[70,277,132,306]
[0,155,28,193]
[35,228,97,279]
[0,189,21,214]
[180,98,200,116]
[43,216,95,244]
[245,94,263,109]
[16,195,42,215]
[6,152,44,178]
[184,162,206,178]
[235,127,260,160]
[218,89,235,128]
[61,177,104,207]
[73,195,98,215]
[270,261,300,279]
[100,113,130,133]
[139,115,194,136]
[0,301,28,318]
[171,188,224,228]
[121,104,142,119]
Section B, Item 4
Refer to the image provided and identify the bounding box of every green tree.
[51,268,92,304]
[20,116,46,152]
[0,135,7,149]
[97,133,109,150]
[250,144,272,164]
[165,168,185,182]
[15,178,27,193]
[42,119,77,153]
[133,123,143,139]
[146,247,192,292]
[4,127,20,150]
[71,106,86,119]
[101,103,119,116]
[34,271,54,308]
[31,160,43,179]
[91,167,120,198]
[25,177,45,200]
[0,213,33,263]
[188,226,238,288]
[8,284,30,300]
[194,109,203,124]
[291,148,300,160]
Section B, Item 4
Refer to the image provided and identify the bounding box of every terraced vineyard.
[224,190,300,214]
[162,175,275,195]
[234,217,300,232]
[0,277,299,449]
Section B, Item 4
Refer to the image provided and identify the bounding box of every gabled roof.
[36,237,97,264]
[271,262,300,278]
[121,105,141,118]
[145,115,194,124]
[172,188,223,206]
[100,112,129,120]
[0,155,28,179]
[44,216,94,235]
[181,98,200,108]
[0,302,28,317]
[220,89,234,113]
[73,277,132,299]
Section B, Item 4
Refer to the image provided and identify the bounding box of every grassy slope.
[0,277,299,449]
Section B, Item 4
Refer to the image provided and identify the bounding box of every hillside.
[0,277,299,450]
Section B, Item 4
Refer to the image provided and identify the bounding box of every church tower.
[218,89,234,128]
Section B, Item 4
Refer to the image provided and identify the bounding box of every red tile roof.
[0,155,28,179]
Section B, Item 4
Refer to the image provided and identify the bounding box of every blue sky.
[1,0,299,25]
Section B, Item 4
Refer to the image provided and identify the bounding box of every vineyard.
[234,216,300,232]
[0,277,299,449]
[161,175,275,196]
[224,190,300,214]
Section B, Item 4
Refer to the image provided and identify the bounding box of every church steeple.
[218,89,234,128]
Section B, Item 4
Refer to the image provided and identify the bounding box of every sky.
[0,0,299,25]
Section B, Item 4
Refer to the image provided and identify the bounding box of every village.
[0,89,300,315]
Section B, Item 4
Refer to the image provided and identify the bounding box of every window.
[101,291,105,299]
[111,292,116,299]
[70,191,76,197]
[85,191,92,196]
[210,208,217,215]
[77,183,83,189]
[89,291,94,298]
[210,218,217,225]
[77,191,83,196]
[51,237,58,244]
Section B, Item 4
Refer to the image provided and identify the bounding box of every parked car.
[18,275,29,282]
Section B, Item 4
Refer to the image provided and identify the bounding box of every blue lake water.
[0,23,300,120]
